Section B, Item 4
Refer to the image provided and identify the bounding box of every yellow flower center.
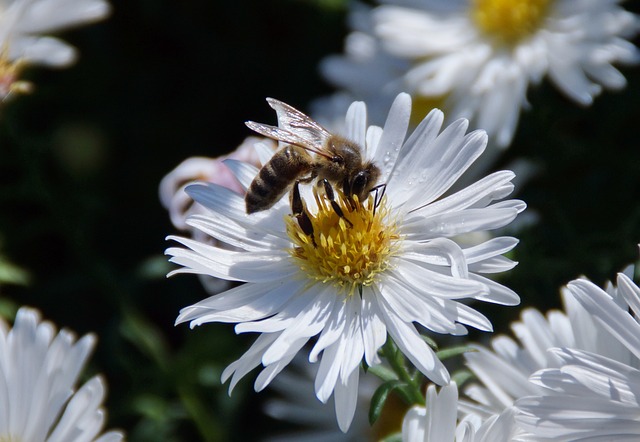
[0,47,32,102]
[409,95,447,127]
[286,189,400,297]
[471,0,552,45]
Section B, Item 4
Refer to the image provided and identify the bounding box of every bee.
[244,98,384,237]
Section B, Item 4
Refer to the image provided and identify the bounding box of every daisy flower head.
[166,93,524,432]
[0,307,123,441]
[455,262,638,442]
[461,277,622,419]
[323,0,640,147]
[402,382,517,442]
[515,267,640,440]
[0,0,111,100]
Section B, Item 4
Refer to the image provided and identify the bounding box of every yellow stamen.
[0,47,32,102]
[471,0,552,45]
[286,189,400,297]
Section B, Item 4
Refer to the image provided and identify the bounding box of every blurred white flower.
[264,357,387,442]
[0,307,123,441]
[515,270,640,440]
[0,0,111,100]
[159,137,268,232]
[321,0,640,147]
[167,93,523,432]
[402,382,517,442]
[159,136,272,294]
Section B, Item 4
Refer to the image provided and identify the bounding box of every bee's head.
[345,162,381,202]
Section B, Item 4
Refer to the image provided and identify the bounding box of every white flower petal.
[16,0,110,33]
[569,279,640,361]
[617,272,640,319]
[402,406,427,442]
[469,273,520,305]
[187,214,289,252]
[259,287,336,364]
[167,236,294,283]
[409,170,516,218]
[345,100,368,145]
[376,291,449,385]
[314,342,342,403]
[309,299,347,364]
[360,291,387,367]
[222,159,259,191]
[391,257,488,299]
[0,308,119,441]
[334,367,360,432]
[222,333,279,394]
[373,92,411,182]
[402,206,520,240]
[425,383,458,442]
[255,336,309,392]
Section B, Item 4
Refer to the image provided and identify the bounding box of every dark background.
[1,0,639,440]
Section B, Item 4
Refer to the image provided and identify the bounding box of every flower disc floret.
[286,191,399,297]
[471,0,551,45]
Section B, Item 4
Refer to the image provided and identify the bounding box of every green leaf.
[452,369,474,387]
[436,345,477,360]
[120,310,169,368]
[0,256,30,286]
[369,380,409,425]
[368,364,398,382]
[381,433,402,442]
[421,334,438,350]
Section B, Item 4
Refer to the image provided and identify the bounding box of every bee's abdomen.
[245,147,310,214]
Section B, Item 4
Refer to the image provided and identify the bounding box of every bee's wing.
[246,98,335,159]
[266,98,331,148]
[245,121,313,149]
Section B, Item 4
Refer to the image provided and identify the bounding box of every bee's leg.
[321,179,353,228]
[370,183,387,216]
[291,181,316,246]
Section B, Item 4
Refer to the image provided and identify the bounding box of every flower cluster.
[156,1,640,439]
[2,0,638,439]
[319,0,640,147]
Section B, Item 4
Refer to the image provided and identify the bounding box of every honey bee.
[245,98,382,218]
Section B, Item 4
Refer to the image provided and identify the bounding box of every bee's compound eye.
[350,171,369,198]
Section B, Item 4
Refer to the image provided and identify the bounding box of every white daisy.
[515,270,640,440]
[0,0,111,99]
[402,382,517,442]
[0,307,123,441]
[456,266,635,442]
[461,281,622,418]
[322,0,640,147]
[166,93,523,432]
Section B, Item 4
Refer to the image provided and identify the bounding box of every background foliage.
[0,0,639,440]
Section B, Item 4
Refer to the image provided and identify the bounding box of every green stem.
[381,338,425,405]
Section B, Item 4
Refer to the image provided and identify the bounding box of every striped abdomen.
[245,146,312,214]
